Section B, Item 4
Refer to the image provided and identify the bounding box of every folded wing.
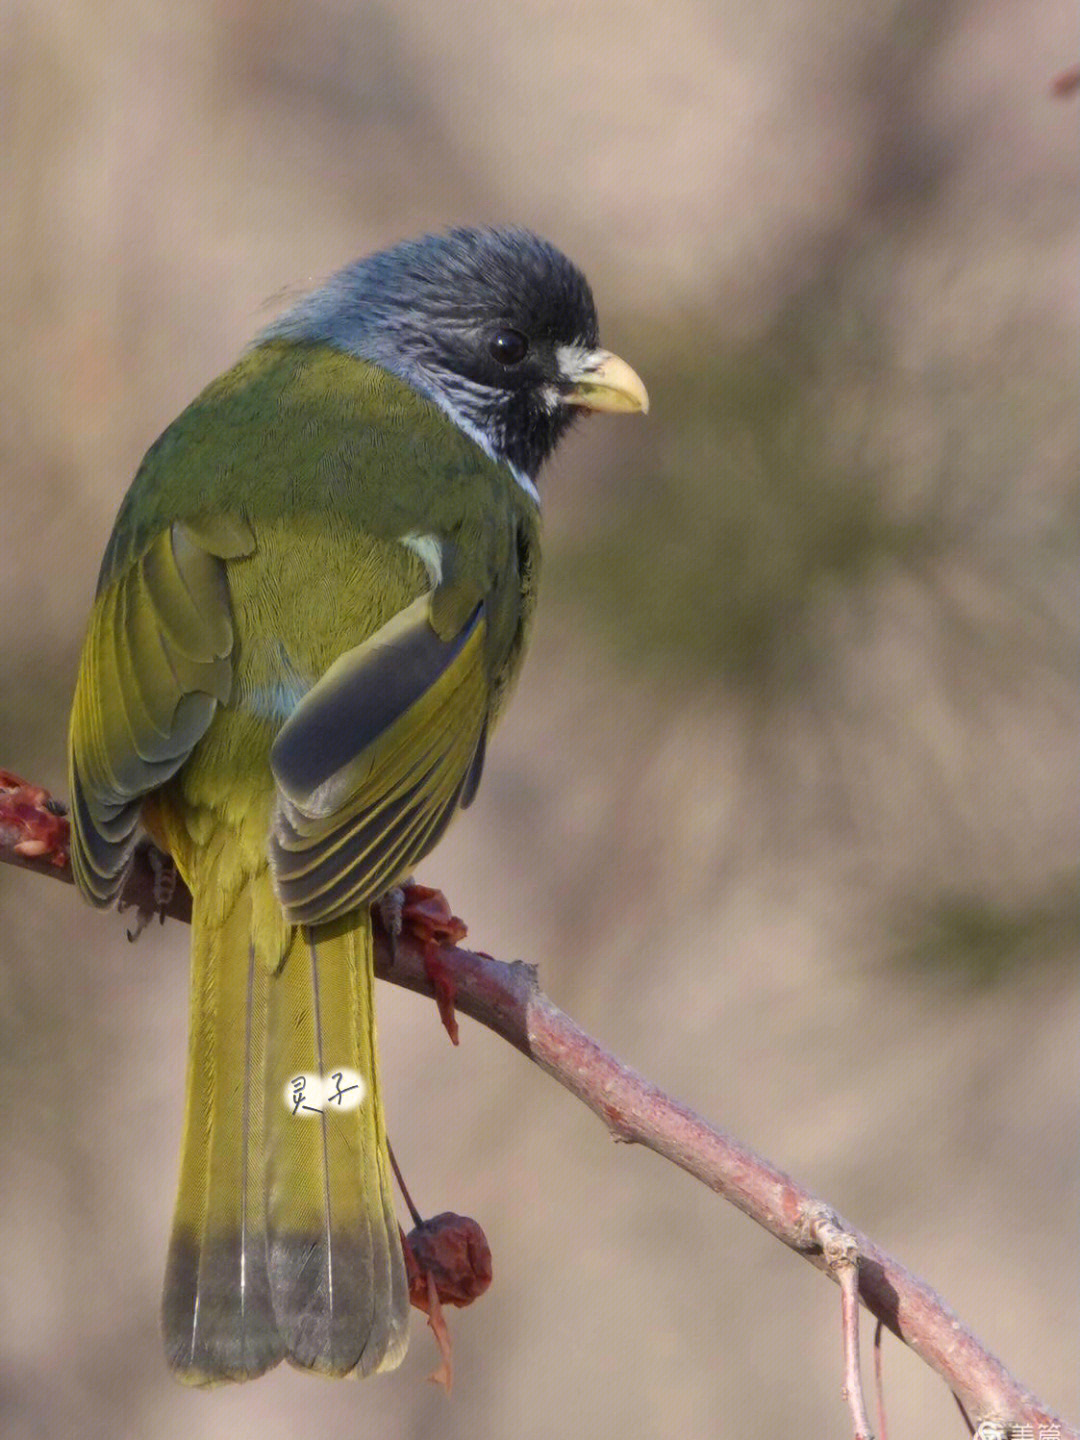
[67,516,253,903]
[269,589,489,925]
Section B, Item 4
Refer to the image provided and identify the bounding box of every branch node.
[803,1202,858,1269]
[805,1205,873,1440]
[509,958,541,990]
[608,1126,637,1146]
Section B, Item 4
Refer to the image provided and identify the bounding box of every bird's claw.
[121,845,178,941]
[378,881,467,1045]
[376,881,410,966]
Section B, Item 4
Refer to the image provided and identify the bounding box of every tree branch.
[1,770,1073,1435]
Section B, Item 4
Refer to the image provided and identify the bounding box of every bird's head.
[260,226,648,488]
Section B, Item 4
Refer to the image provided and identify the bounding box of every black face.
[268,227,603,480]
[370,227,602,477]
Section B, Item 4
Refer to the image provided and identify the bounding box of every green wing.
[69,343,538,916]
[68,516,253,904]
[269,589,489,925]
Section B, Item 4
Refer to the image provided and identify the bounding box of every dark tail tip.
[269,1231,410,1378]
[163,1234,285,1386]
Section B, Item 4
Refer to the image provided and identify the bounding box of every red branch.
[0,772,1074,1435]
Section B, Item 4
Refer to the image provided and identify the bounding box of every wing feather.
[269,590,488,924]
[68,517,252,904]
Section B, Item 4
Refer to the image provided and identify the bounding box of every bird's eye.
[488,328,529,366]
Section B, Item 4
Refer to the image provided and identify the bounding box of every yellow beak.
[557,346,650,415]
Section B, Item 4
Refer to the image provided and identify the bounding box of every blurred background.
[2,1,1077,1435]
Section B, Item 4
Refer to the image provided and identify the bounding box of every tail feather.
[265,918,409,1376]
[163,861,408,1385]
[163,876,281,1382]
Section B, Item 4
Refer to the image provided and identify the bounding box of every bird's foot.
[122,844,177,941]
[379,881,467,1044]
[407,884,467,1046]
[375,881,410,965]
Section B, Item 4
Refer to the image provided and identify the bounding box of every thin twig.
[388,1139,424,1229]
[873,1321,889,1440]
[0,776,1075,1435]
[840,1267,872,1439]
[807,1205,873,1440]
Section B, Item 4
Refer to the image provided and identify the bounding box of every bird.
[67,225,648,1385]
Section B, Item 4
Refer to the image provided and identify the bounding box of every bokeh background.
[2,2,1077,1435]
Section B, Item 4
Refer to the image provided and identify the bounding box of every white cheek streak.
[423,378,542,510]
[507,463,540,506]
[400,532,444,586]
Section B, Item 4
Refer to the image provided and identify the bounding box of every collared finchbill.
[68,227,639,1387]
[556,346,650,414]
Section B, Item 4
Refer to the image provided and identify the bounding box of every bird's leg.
[122,841,178,941]
[375,881,410,966]
[150,844,178,918]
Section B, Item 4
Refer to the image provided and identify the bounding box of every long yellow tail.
[162,851,409,1384]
